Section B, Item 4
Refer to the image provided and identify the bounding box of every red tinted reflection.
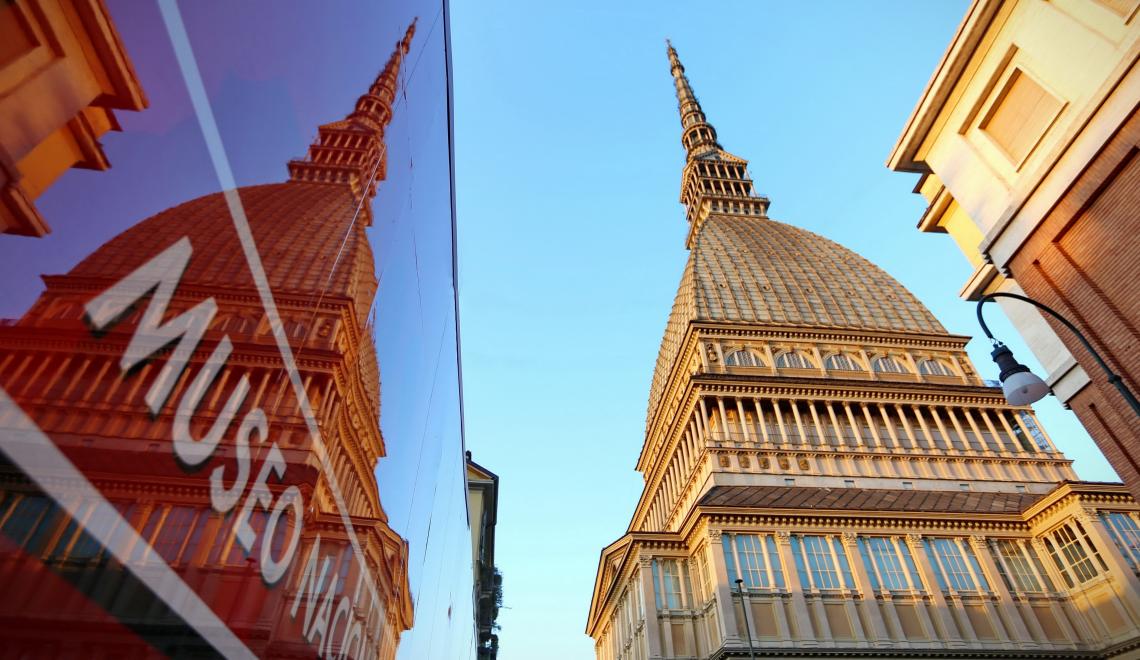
[0,2,460,657]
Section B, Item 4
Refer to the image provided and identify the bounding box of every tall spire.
[287,19,417,223]
[666,41,769,247]
[667,40,721,159]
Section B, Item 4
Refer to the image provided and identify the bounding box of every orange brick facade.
[1004,108,1140,499]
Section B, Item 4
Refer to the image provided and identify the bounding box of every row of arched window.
[722,348,957,377]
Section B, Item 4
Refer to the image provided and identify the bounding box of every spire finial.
[666,41,720,159]
[664,42,769,244]
[287,19,418,222]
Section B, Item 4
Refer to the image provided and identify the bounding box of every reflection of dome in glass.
[0,21,424,659]
[68,182,376,323]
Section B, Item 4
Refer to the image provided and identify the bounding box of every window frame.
[725,348,765,368]
[774,350,813,370]
[722,532,785,591]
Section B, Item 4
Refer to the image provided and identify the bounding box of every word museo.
[84,237,379,655]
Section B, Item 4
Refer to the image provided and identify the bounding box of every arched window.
[872,355,908,374]
[775,350,813,369]
[918,359,955,377]
[285,320,308,340]
[725,349,764,368]
[824,353,860,371]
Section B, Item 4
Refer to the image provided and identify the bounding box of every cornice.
[691,322,973,348]
[691,375,1016,406]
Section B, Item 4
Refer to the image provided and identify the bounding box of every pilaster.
[706,529,741,647]
[969,535,1035,647]
[774,531,817,646]
[841,532,892,647]
[905,533,964,647]
[638,555,664,659]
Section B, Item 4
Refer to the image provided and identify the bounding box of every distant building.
[467,451,500,660]
[888,0,1140,499]
[586,41,1140,659]
[0,0,146,237]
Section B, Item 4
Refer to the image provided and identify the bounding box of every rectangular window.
[924,538,988,592]
[1101,512,1140,573]
[662,560,683,609]
[651,558,691,610]
[861,537,922,591]
[791,535,854,591]
[1050,522,1102,584]
[990,539,1043,593]
[152,506,199,564]
[723,533,784,589]
[979,68,1063,165]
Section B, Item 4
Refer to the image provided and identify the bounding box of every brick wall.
[1008,107,1140,498]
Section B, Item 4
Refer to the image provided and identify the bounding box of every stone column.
[706,529,741,647]
[842,532,891,647]
[860,403,883,449]
[843,403,864,448]
[735,398,752,444]
[904,533,964,647]
[774,531,817,646]
[878,404,903,450]
[894,404,919,450]
[826,403,846,449]
[638,555,664,659]
[716,397,731,443]
[752,399,770,444]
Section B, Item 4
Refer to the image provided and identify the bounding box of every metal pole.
[976,292,1140,418]
[734,579,757,660]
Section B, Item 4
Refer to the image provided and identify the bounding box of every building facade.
[467,452,501,660]
[0,0,146,237]
[887,0,1140,499]
[0,24,418,658]
[586,43,1140,659]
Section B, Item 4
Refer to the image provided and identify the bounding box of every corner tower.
[586,43,1140,660]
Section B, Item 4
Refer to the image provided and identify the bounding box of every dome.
[646,214,946,429]
[690,215,942,332]
[69,181,377,323]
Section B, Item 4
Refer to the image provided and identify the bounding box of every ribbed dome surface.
[70,182,376,322]
[63,180,382,419]
[646,214,945,429]
[691,216,942,331]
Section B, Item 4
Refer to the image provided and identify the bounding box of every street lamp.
[975,292,1140,417]
[733,579,757,660]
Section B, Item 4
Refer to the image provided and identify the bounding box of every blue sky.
[450,2,1118,657]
